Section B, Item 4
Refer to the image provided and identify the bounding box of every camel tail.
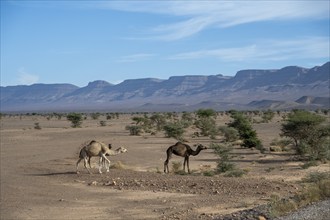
[79,147,86,159]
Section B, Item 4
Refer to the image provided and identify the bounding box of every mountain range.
[1,62,329,112]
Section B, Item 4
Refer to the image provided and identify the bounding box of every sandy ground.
[1,114,329,220]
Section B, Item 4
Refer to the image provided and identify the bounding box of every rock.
[88,181,98,186]
[104,180,116,186]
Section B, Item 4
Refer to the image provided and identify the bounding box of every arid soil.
[1,114,329,220]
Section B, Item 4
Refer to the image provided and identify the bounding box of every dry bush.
[171,161,182,173]
[110,161,128,170]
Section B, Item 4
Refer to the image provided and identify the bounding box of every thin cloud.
[97,1,329,40]
[168,37,329,62]
[17,68,39,85]
[9,1,329,41]
[116,53,156,63]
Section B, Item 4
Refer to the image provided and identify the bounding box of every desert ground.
[1,113,329,220]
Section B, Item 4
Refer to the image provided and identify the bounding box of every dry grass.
[110,161,129,170]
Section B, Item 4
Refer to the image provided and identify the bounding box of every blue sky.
[1,0,329,87]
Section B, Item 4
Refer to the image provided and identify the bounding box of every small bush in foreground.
[302,171,330,183]
[223,169,246,177]
[211,143,236,173]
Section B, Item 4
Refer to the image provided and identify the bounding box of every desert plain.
[1,112,329,220]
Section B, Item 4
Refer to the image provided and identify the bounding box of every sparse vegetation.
[262,109,275,122]
[90,112,100,120]
[2,110,330,219]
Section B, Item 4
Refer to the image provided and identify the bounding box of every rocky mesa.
[1,62,329,112]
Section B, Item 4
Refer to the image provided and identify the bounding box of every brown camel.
[164,142,207,173]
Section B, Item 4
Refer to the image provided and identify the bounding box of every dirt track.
[1,115,328,219]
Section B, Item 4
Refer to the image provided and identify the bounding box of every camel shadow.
[26,171,77,176]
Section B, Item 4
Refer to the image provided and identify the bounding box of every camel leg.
[88,157,92,168]
[98,157,103,174]
[183,158,186,172]
[99,154,111,173]
[84,157,92,174]
[76,158,82,174]
[186,156,190,173]
[164,159,169,173]
[102,156,111,172]
[164,150,172,173]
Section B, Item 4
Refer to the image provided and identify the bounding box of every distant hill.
[1,62,329,112]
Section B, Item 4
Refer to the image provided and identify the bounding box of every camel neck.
[190,147,202,156]
[108,149,121,156]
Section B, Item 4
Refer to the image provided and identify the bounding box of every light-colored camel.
[164,142,207,173]
[76,140,127,174]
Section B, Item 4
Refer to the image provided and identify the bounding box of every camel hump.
[89,140,97,145]
[174,141,192,149]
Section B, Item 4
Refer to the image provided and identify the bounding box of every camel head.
[195,143,207,150]
[117,147,128,153]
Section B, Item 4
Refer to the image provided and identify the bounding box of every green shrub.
[196,108,216,118]
[211,143,236,173]
[228,111,262,149]
[217,161,235,173]
[67,113,83,128]
[301,160,318,169]
[163,122,185,140]
[203,170,216,176]
[281,110,329,160]
[150,113,167,131]
[126,125,142,136]
[219,126,239,142]
[194,117,217,137]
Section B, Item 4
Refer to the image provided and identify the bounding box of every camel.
[164,142,207,174]
[76,140,127,174]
